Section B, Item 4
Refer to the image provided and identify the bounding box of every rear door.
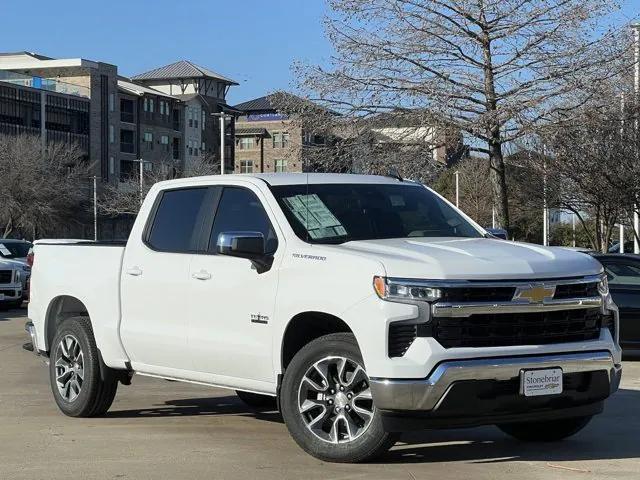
[120,186,214,372]
[187,184,282,384]
[599,257,640,349]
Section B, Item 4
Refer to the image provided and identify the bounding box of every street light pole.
[542,147,548,247]
[211,112,233,175]
[633,23,640,253]
[93,175,97,241]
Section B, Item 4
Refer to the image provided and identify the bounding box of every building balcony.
[0,70,90,99]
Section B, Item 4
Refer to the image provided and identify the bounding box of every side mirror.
[217,231,265,257]
[217,231,273,273]
[485,227,508,240]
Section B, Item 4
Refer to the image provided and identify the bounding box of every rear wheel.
[497,416,593,442]
[280,333,397,463]
[49,317,118,417]
[235,390,277,409]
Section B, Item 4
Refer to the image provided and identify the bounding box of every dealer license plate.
[520,368,563,397]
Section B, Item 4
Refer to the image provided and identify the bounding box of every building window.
[149,99,154,113]
[201,141,205,151]
[240,160,253,173]
[120,129,134,153]
[144,132,153,143]
[120,98,134,123]
[161,135,169,145]
[275,159,287,173]
[143,98,148,112]
[109,93,115,112]
[109,125,115,143]
[188,140,193,156]
[202,110,206,129]
[109,156,115,175]
[273,132,289,148]
[188,108,193,127]
[238,137,255,150]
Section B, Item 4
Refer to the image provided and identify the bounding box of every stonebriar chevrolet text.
[26,173,622,463]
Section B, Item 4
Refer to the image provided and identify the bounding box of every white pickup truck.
[27,173,622,463]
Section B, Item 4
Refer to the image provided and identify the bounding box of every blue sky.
[0,0,637,105]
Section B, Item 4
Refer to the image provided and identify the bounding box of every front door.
[187,184,281,385]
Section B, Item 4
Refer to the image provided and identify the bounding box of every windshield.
[271,183,482,244]
[0,241,32,259]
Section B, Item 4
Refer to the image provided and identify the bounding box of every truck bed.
[28,240,130,369]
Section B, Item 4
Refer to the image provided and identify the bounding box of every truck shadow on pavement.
[380,387,640,464]
[104,387,640,464]
[104,395,284,424]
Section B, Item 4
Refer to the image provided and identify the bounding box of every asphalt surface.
[1,307,639,480]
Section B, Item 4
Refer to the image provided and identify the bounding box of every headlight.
[15,270,21,282]
[373,276,442,302]
[598,274,609,296]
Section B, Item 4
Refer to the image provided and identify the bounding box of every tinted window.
[147,188,208,252]
[602,260,640,286]
[270,183,481,244]
[0,241,32,259]
[209,187,278,253]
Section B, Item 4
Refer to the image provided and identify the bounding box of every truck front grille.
[0,270,12,284]
[432,308,602,349]
[554,282,599,299]
[440,287,515,303]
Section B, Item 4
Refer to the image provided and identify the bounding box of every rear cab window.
[146,187,209,253]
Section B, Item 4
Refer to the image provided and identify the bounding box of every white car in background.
[0,239,32,299]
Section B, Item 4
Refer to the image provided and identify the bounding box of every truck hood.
[335,237,603,280]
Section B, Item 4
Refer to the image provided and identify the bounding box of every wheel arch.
[44,295,90,352]
[280,311,354,372]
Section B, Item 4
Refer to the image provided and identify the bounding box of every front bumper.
[0,284,22,302]
[370,351,621,430]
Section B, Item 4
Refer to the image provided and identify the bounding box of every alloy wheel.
[54,334,84,402]
[297,356,375,444]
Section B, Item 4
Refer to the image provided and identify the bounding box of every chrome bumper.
[370,351,621,411]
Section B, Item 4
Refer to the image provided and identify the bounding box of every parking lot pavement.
[1,309,639,480]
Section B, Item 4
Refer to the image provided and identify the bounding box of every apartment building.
[0,52,118,181]
[233,94,304,174]
[132,60,239,173]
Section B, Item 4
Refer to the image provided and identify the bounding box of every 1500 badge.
[251,314,269,325]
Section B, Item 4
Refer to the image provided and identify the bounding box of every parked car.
[26,173,621,463]
[0,258,25,309]
[591,253,640,353]
[0,239,32,298]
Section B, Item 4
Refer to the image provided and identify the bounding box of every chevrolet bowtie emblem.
[514,284,556,304]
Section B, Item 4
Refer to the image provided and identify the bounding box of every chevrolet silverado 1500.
[26,173,622,462]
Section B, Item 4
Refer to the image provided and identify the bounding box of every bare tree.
[0,134,91,239]
[99,155,218,216]
[291,0,629,229]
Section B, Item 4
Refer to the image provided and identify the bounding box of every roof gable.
[132,60,238,85]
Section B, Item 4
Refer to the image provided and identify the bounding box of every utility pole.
[454,170,459,207]
[572,212,576,248]
[133,159,150,206]
[93,176,97,241]
[620,92,625,254]
[211,112,233,175]
[542,147,548,247]
[633,23,640,253]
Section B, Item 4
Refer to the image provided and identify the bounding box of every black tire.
[49,316,118,417]
[497,416,593,442]
[236,390,278,409]
[280,333,397,463]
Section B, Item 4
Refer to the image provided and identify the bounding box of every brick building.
[233,94,305,174]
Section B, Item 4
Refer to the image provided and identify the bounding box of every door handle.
[192,270,212,281]
[126,266,143,276]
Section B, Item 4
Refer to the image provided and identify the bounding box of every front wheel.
[49,317,118,417]
[497,416,593,442]
[280,333,397,463]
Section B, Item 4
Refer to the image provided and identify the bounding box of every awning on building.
[235,127,268,136]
